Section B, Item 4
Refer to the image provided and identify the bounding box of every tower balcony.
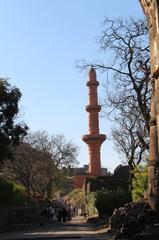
[82,134,106,145]
[86,105,101,112]
[87,80,99,87]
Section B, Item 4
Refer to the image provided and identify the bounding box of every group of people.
[41,205,76,223]
[56,206,72,223]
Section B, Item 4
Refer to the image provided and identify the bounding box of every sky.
[0,0,144,172]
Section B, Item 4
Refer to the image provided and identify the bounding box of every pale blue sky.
[0,0,144,172]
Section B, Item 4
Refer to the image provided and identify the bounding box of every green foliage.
[95,190,132,216]
[65,189,131,217]
[132,165,148,202]
[66,190,98,216]
[0,177,27,206]
[85,192,97,215]
[0,78,28,163]
[65,189,85,208]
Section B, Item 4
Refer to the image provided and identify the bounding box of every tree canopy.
[2,131,79,199]
[0,78,28,164]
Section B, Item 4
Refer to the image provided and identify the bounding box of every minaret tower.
[82,68,106,177]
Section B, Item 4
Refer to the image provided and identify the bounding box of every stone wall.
[86,176,129,193]
[85,165,130,193]
[0,207,42,231]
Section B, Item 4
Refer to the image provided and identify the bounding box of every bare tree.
[2,131,79,199]
[27,130,79,169]
[29,131,79,198]
[112,114,148,189]
[3,143,48,196]
[78,17,150,178]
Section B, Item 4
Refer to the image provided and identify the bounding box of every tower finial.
[88,68,96,82]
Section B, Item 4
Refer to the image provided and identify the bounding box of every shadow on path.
[0,216,112,240]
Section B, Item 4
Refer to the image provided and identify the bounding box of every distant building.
[85,165,130,193]
[73,165,108,189]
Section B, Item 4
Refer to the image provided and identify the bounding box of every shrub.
[132,165,148,202]
[95,189,132,216]
[0,177,26,206]
[65,189,85,208]
[85,192,97,216]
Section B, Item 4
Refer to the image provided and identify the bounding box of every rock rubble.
[109,200,159,239]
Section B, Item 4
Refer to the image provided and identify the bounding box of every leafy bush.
[65,189,85,208]
[85,192,97,216]
[65,190,98,216]
[0,178,26,206]
[65,189,131,217]
[132,165,148,202]
[95,190,132,216]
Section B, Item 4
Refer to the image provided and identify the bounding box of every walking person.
[57,207,63,223]
[66,207,72,223]
[62,207,67,223]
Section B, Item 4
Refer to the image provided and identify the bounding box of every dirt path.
[0,216,112,240]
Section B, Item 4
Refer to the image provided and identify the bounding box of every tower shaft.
[82,68,106,177]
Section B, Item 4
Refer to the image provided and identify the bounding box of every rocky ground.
[109,200,159,239]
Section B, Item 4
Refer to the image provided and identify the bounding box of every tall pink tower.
[82,68,106,177]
